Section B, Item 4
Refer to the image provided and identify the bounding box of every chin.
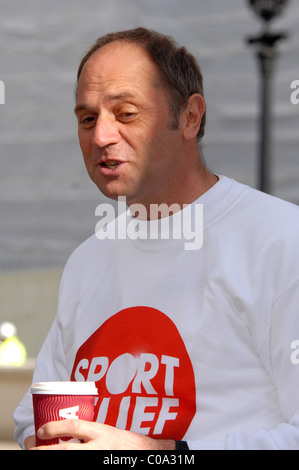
[95,183,127,203]
[94,176,142,206]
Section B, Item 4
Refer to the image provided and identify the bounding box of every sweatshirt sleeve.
[187,280,299,450]
[13,316,69,448]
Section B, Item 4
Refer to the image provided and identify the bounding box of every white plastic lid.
[31,381,98,395]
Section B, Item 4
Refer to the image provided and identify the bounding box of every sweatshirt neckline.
[124,175,238,251]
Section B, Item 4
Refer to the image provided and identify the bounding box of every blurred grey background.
[0,0,299,357]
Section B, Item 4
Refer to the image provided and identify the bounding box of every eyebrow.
[74,91,136,114]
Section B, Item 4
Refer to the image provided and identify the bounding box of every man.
[14,27,299,450]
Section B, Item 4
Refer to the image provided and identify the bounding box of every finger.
[31,441,85,450]
[38,419,102,442]
[24,434,36,449]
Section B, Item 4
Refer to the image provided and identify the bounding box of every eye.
[117,112,137,123]
[116,104,138,122]
[79,115,97,128]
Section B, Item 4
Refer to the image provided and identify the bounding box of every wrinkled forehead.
[76,41,164,97]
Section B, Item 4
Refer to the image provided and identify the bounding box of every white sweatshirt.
[14,176,299,449]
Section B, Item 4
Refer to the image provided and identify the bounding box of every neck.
[128,159,219,221]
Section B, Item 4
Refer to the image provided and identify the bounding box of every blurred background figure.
[0,322,27,366]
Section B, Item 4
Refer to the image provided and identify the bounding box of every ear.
[181,94,205,140]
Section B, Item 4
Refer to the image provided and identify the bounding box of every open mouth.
[101,160,122,169]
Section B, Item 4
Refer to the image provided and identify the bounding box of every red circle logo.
[71,306,196,439]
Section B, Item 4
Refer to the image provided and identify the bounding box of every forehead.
[76,41,163,99]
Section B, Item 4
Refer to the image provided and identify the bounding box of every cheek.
[78,130,92,155]
[131,119,166,152]
[78,134,94,173]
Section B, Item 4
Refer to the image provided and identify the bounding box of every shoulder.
[226,178,299,287]
[61,210,128,279]
[224,177,299,230]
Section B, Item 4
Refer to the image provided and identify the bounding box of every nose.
[92,116,121,148]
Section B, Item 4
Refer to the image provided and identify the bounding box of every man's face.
[75,41,186,209]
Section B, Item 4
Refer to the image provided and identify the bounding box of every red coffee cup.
[31,381,98,446]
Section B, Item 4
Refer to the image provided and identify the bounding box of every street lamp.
[247,0,289,194]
